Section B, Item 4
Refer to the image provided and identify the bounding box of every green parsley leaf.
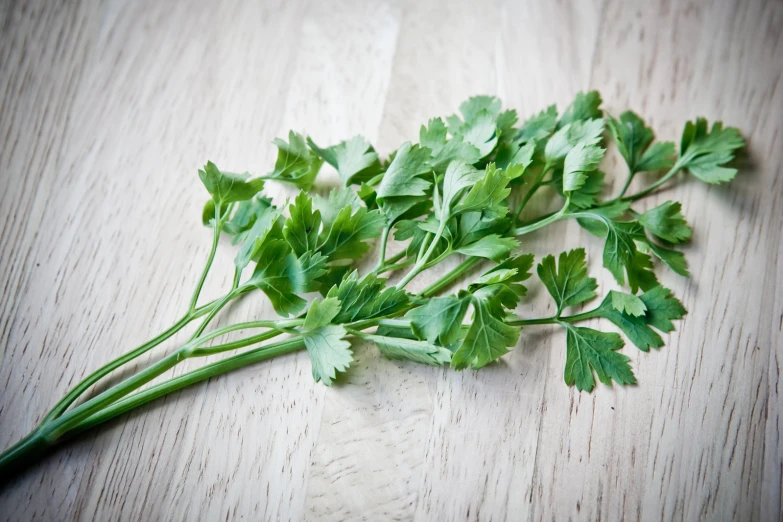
[407,295,470,347]
[303,297,342,330]
[469,253,534,311]
[421,118,481,172]
[307,135,381,186]
[647,242,690,277]
[471,268,519,287]
[563,143,605,192]
[246,240,308,317]
[454,234,518,261]
[635,142,677,172]
[454,212,511,250]
[376,142,432,198]
[495,109,518,135]
[361,333,452,366]
[222,196,274,237]
[284,191,322,257]
[679,119,745,183]
[453,163,512,218]
[563,325,635,392]
[537,248,598,312]
[605,111,654,172]
[591,286,686,352]
[198,161,265,206]
[302,325,353,386]
[516,105,558,142]
[439,160,483,221]
[575,202,630,237]
[296,251,328,293]
[318,205,385,261]
[234,205,280,271]
[571,170,605,208]
[593,291,663,351]
[420,117,448,153]
[599,219,647,289]
[459,95,502,122]
[638,201,692,244]
[545,118,605,162]
[558,91,603,127]
[326,271,410,323]
[451,294,520,370]
[313,264,352,297]
[265,131,324,190]
[311,187,363,229]
[625,251,659,293]
[459,110,498,159]
[494,140,536,179]
[610,290,647,316]
[639,286,687,333]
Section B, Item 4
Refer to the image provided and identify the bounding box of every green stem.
[419,257,481,298]
[188,203,223,312]
[508,316,558,326]
[190,283,247,340]
[396,223,445,289]
[376,257,415,274]
[39,348,194,443]
[39,299,221,425]
[508,307,600,327]
[374,250,406,274]
[422,248,453,271]
[619,162,682,202]
[190,330,281,357]
[559,308,601,322]
[71,337,305,435]
[616,168,635,198]
[512,199,570,236]
[373,318,411,329]
[373,225,391,272]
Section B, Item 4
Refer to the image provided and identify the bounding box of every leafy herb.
[0,91,744,477]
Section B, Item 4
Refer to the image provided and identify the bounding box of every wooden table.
[1,0,780,520]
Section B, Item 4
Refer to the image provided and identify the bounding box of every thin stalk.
[188,203,233,312]
[372,225,391,272]
[71,338,305,435]
[373,249,407,274]
[620,161,682,202]
[190,283,247,340]
[508,307,602,327]
[189,203,223,312]
[421,248,453,271]
[39,349,194,443]
[376,257,415,274]
[39,298,222,425]
[190,330,281,357]
[36,309,287,442]
[558,308,601,322]
[511,199,570,236]
[373,318,411,329]
[508,316,558,326]
[396,223,445,289]
[419,257,481,298]
[616,168,635,199]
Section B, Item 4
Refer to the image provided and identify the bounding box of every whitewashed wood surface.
[0,0,781,520]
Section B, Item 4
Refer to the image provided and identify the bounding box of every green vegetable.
[0,91,744,477]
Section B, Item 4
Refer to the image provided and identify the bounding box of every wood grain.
[0,0,780,520]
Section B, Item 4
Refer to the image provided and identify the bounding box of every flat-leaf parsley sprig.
[0,92,744,476]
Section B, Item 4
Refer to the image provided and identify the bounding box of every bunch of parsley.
[0,92,744,475]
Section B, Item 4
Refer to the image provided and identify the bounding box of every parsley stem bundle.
[0,92,744,478]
